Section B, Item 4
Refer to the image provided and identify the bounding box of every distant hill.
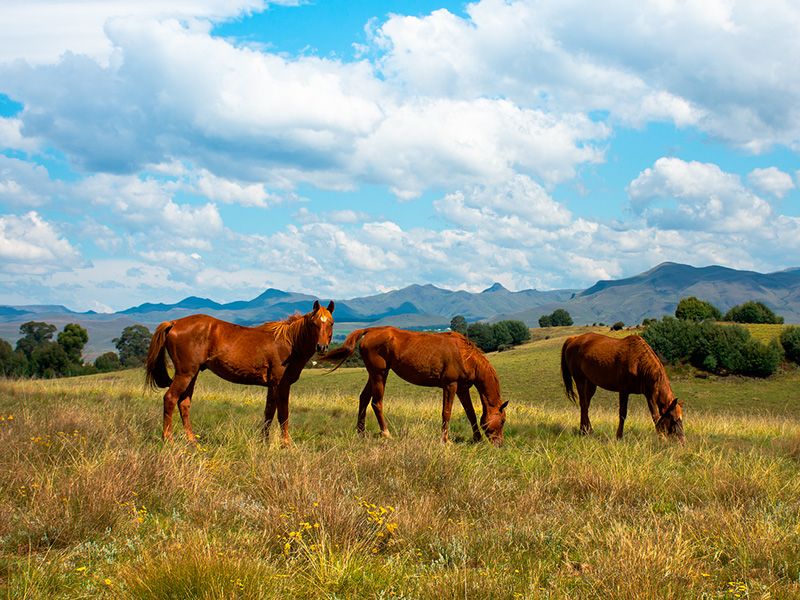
[1,262,799,356]
[499,262,800,325]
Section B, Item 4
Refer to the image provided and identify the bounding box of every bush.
[642,317,780,378]
[502,320,531,345]
[675,296,722,322]
[94,351,123,372]
[467,323,497,352]
[0,339,28,377]
[780,326,800,365]
[538,309,573,327]
[724,301,784,324]
[611,321,625,331]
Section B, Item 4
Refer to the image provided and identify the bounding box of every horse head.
[310,300,335,354]
[656,398,685,444]
[481,400,509,446]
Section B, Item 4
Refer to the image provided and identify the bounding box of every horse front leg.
[616,392,629,440]
[441,382,456,443]
[263,385,277,442]
[456,384,482,442]
[277,384,292,448]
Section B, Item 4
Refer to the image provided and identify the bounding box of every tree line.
[0,322,152,378]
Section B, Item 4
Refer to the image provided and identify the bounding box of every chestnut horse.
[145,300,334,446]
[561,332,684,442]
[322,326,508,445]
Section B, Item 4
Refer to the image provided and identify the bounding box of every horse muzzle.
[316,344,329,354]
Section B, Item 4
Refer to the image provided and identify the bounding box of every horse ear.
[327,300,335,313]
[500,400,509,412]
[677,398,683,407]
[313,300,320,312]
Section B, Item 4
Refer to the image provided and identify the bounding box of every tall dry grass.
[1,332,799,598]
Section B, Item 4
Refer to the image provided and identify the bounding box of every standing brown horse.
[322,326,508,445]
[145,300,334,446]
[561,332,684,442]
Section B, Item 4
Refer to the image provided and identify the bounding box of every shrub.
[538,309,573,327]
[642,317,780,378]
[95,351,123,372]
[467,323,496,352]
[0,339,28,377]
[780,326,800,365]
[641,317,699,364]
[675,296,722,322]
[611,321,625,331]
[502,320,531,344]
[724,301,784,324]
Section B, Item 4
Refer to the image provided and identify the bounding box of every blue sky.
[1,0,799,312]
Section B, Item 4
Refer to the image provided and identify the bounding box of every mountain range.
[1,262,799,357]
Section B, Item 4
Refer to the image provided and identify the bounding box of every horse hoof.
[380,430,392,439]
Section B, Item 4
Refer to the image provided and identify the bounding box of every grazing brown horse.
[145,300,334,446]
[561,332,684,442]
[322,326,508,445]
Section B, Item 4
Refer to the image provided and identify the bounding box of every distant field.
[1,327,799,598]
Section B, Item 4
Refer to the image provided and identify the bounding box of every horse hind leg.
[456,385,482,442]
[177,375,199,445]
[356,380,372,436]
[163,372,195,442]
[578,380,596,436]
[369,371,391,439]
[616,392,629,440]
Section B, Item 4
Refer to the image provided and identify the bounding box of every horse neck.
[289,315,317,358]
[472,356,502,410]
[649,376,674,415]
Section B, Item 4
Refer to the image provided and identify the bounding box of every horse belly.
[392,360,447,388]
[206,357,269,386]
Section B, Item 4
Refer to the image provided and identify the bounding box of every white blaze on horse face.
[320,316,329,322]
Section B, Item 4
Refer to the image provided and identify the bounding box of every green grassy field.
[1,326,799,598]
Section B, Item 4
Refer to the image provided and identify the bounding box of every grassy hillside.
[1,328,799,598]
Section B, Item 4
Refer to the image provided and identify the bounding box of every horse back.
[564,332,658,394]
[360,327,470,385]
[165,314,278,384]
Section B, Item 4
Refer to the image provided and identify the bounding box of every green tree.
[611,321,625,331]
[114,325,152,367]
[538,314,552,327]
[675,296,722,322]
[57,323,89,366]
[491,321,513,348]
[450,315,468,335]
[16,321,57,358]
[30,341,70,378]
[503,320,531,345]
[724,301,784,324]
[467,322,497,352]
[780,326,800,365]
[94,351,123,372]
[0,339,28,377]
[550,309,573,326]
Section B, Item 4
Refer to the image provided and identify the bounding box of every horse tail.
[145,321,174,389]
[561,338,577,404]
[320,328,369,373]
